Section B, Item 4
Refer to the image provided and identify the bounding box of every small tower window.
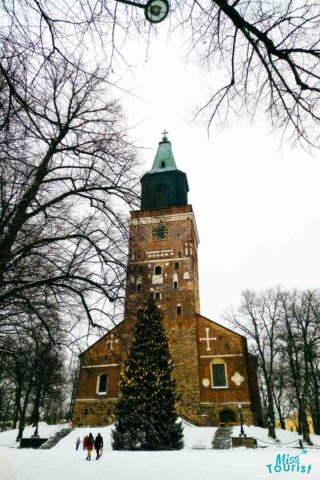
[177,305,181,315]
[160,161,165,168]
[136,283,142,293]
[154,291,161,300]
[155,265,162,275]
[224,342,231,353]
[175,262,179,270]
[173,272,178,290]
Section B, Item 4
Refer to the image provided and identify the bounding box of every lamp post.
[114,0,169,23]
[32,423,39,438]
[237,402,246,438]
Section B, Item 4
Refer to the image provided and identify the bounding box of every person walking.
[86,433,94,461]
[83,435,88,451]
[94,433,104,460]
[76,436,81,450]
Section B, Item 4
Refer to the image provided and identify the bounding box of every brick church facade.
[72,133,263,427]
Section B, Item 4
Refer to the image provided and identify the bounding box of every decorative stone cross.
[231,372,245,386]
[162,129,169,136]
[106,334,118,351]
[199,327,217,351]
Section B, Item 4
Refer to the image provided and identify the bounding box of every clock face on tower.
[152,224,169,240]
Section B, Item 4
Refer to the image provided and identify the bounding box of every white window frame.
[96,373,108,396]
[210,359,228,389]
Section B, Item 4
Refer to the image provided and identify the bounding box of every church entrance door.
[219,409,236,426]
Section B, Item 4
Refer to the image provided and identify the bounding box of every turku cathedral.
[72,133,262,427]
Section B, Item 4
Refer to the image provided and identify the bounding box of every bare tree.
[0,52,139,343]
[277,290,320,443]
[271,362,292,430]
[228,289,281,439]
[230,288,320,443]
[177,1,320,148]
[2,2,320,149]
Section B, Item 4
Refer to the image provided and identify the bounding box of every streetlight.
[32,423,39,438]
[114,0,169,23]
[237,402,246,438]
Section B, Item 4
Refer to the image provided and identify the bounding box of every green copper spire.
[141,130,189,210]
[151,130,177,172]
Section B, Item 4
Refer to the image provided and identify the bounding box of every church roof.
[196,313,247,339]
[150,131,177,172]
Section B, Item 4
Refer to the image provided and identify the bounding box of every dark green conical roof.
[151,131,177,172]
[140,131,189,210]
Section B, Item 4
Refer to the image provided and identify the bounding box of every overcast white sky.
[110,24,320,323]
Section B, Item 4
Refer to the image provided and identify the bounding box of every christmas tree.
[112,296,184,450]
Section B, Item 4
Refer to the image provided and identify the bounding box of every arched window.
[97,374,108,395]
[155,265,162,275]
[173,282,178,289]
[154,291,161,300]
[136,275,142,293]
[177,305,181,315]
[174,262,179,270]
[211,358,227,388]
[160,161,165,168]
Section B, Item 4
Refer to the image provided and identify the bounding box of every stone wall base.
[198,403,253,427]
[72,399,254,429]
[72,399,116,427]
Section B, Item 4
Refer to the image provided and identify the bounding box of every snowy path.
[1,423,320,480]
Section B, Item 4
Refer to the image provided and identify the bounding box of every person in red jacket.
[86,433,94,461]
[83,435,88,451]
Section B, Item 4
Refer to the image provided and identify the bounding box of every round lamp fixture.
[144,0,169,23]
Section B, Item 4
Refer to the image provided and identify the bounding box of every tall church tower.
[124,132,202,417]
[72,132,262,428]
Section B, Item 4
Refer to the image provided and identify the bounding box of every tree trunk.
[16,384,32,442]
[266,384,276,439]
[300,408,312,445]
[12,383,22,430]
[31,385,41,428]
[309,363,320,434]
[279,413,286,430]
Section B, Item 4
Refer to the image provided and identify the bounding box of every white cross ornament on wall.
[106,334,119,351]
[199,327,217,351]
[231,372,244,386]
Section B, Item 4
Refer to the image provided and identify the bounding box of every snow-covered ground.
[1,422,320,480]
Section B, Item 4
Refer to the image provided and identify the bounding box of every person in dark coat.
[94,433,104,460]
[86,433,94,461]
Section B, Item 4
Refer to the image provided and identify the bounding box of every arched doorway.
[219,409,236,426]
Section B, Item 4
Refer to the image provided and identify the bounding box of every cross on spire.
[199,327,217,351]
[162,129,169,141]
